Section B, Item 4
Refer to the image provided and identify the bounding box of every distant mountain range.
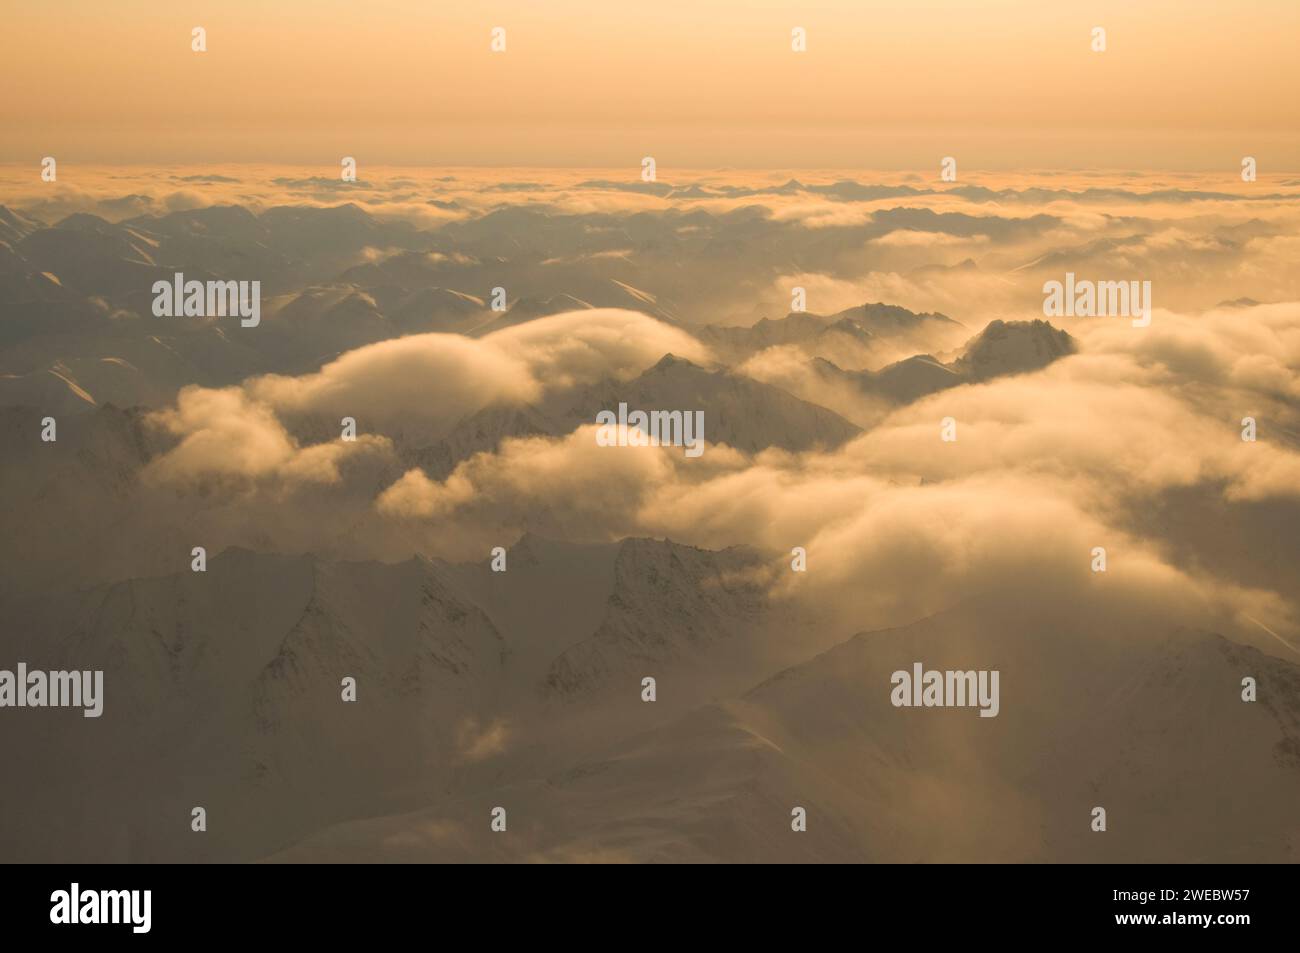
[698,301,967,365]
[811,319,1077,404]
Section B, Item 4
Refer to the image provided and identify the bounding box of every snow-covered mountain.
[0,533,812,861]
[0,546,509,861]
[544,538,772,698]
[265,597,1300,863]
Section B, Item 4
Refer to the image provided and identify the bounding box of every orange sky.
[4,0,1299,168]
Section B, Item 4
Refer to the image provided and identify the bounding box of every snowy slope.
[265,597,1300,863]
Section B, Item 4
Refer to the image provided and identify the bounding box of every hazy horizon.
[6,0,1300,167]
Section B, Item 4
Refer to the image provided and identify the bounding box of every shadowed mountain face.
[811,319,1078,405]
[951,318,1077,380]
[2,170,1299,864]
[698,302,968,367]
[557,355,863,453]
[0,204,457,411]
[406,353,863,479]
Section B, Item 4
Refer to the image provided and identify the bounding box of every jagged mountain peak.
[953,318,1077,380]
[647,351,700,372]
[828,300,962,328]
